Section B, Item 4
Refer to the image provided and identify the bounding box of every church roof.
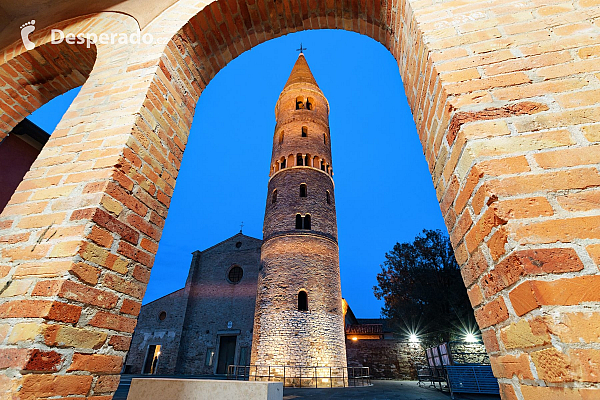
[283,53,321,91]
[198,232,262,253]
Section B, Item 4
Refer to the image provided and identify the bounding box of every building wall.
[346,339,425,380]
[2,1,600,398]
[125,289,188,374]
[176,234,262,375]
[0,134,42,213]
[252,235,346,367]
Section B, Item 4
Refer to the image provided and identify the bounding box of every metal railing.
[227,365,371,388]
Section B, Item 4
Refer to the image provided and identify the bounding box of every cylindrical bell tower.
[250,53,347,369]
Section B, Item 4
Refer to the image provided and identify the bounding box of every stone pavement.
[114,376,500,400]
[283,380,500,400]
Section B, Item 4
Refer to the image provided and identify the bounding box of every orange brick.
[520,385,583,400]
[460,249,489,287]
[557,190,600,212]
[95,375,121,393]
[545,312,600,344]
[582,124,600,142]
[490,353,534,379]
[71,262,101,285]
[530,348,573,383]
[514,216,600,244]
[20,374,93,398]
[121,299,142,316]
[108,335,132,351]
[474,296,509,329]
[68,353,122,373]
[493,168,600,198]
[89,311,137,333]
[467,284,483,307]
[89,225,114,248]
[102,273,145,299]
[17,212,66,229]
[535,145,600,169]
[58,280,119,309]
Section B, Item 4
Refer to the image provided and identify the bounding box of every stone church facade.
[125,233,261,375]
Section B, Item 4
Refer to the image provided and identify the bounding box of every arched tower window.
[297,154,303,166]
[298,290,308,311]
[296,96,305,110]
[272,189,277,204]
[304,214,311,230]
[281,158,286,168]
[300,184,307,197]
[302,126,308,137]
[321,160,325,171]
[326,190,331,205]
[279,131,284,144]
[295,214,302,229]
[307,97,314,110]
[323,133,326,145]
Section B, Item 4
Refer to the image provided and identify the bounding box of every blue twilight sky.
[29,29,447,318]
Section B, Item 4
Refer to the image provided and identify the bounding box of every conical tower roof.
[282,53,321,91]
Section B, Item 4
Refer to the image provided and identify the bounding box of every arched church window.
[304,214,311,230]
[298,290,308,311]
[323,133,326,145]
[295,214,303,229]
[302,126,308,137]
[300,184,307,197]
[279,131,284,144]
[272,189,277,204]
[281,159,286,168]
[326,190,331,205]
[297,154,303,166]
[307,97,314,110]
[296,96,305,110]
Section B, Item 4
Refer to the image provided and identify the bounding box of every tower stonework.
[250,54,347,369]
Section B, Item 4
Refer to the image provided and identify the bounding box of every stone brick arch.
[0,0,599,399]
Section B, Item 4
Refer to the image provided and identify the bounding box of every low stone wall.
[127,378,283,400]
[346,339,425,380]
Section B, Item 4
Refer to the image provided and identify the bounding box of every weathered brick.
[490,353,534,380]
[500,318,551,349]
[44,325,107,349]
[58,280,119,309]
[20,374,93,398]
[89,311,137,333]
[68,353,122,373]
[530,348,573,383]
[474,297,509,329]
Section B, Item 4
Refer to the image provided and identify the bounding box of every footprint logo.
[20,20,36,50]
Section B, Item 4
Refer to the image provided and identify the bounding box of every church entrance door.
[216,336,237,374]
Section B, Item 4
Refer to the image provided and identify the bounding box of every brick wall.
[0,0,599,398]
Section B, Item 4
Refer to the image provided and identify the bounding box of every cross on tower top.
[239,221,244,233]
[296,43,307,54]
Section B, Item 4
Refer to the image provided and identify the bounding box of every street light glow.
[465,333,477,342]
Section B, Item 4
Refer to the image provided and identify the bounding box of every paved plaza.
[114,376,500,400]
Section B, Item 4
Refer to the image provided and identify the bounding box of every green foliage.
[373,229,477,346]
